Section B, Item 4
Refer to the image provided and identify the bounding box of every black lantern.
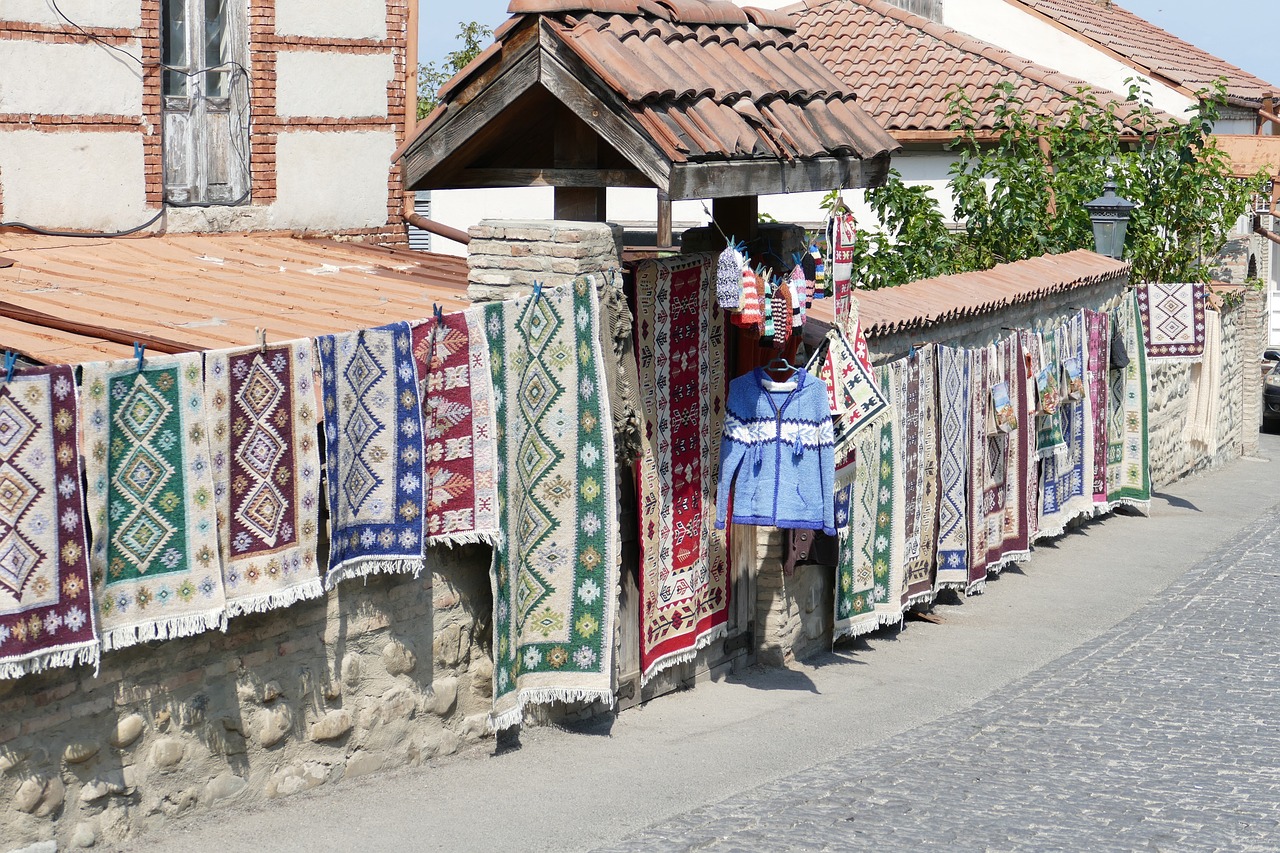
[1084,180,1136,260]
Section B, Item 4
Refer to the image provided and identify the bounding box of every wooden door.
[162,0,248,205]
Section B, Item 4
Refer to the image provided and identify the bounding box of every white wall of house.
[0,0,400,234]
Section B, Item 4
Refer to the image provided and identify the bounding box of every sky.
[420,0,1280,90]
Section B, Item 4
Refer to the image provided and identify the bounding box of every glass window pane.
[162,0,189,96]
[204,0,228,97]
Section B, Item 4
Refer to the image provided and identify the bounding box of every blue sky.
[420,1,1279,90]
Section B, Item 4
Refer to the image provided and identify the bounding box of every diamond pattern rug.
[411,308,500,548]
[318,324,426,588]
[1085,310,1111,505]
[902,345,938,606]
[486,277,618,730]
[935,345,970,591]
[0,365,98,678]
[83,353,225,651]
[1108,291,1152,511]
[633,255,730,684]
[1137,281,1206,362]
[1039,313,1095,540]
[207,340,323,616]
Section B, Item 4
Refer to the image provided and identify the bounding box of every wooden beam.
[668,154,891,200]
[400,36,540,189]
[554,109,606,221]
[657,190,673,248]
[537,20,672,190]
[435,168,653,189]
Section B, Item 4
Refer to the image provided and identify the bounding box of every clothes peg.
[134,342,146,372]
[532,281,543,302]
[257,327,268,353]
[3,351,16,384]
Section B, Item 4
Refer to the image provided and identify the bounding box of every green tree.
[418,21,493,120]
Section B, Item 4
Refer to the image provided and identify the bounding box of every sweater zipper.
[764,370,800,524]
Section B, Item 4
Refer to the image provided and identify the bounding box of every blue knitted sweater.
[715,368,836,535]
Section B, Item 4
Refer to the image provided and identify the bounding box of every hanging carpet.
[997,335,1032,567]
[966,346,990,593]
[935,346,969,590]
[318,324,426,588]
[1108,292,1152,511]
[1084,310,1111,506]
[632,256,730,684]
[902,345,938,606]
[805,322,888,464]
[410,309,501,548]
[207,340,323,616]
[0,365,98,678]
[870,362,906,625]
[83,353,225,651]
[486,277,619,730]
[1033,331,1067,461]
[1137,281,1207,362]
[1186,308,1223,453]
[1039,313,1094,539]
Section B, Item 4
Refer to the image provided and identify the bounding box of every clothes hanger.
[764,355,797,382]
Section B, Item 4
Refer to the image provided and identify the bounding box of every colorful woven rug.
[902,345,938,606]
[830,212,857,327]
[1084,310,1111,505]
[1186,308,1223,453]
[83,353,225,651]
[805,324,888,464]
[999,335,1032,566]
[982,342,1011,572]
[1039,314,1094,539]
[966,346,990,592]
[935,346,969,590]
[208,340,323,616]
[870,362,905,625]
[486,277,618,730]
[0,365,98,678]
[318,323,426,588]
[1033,331,1067,461]
[1021,331,1043,543]
[633,256,730,684]
[833,477,876,640]
[1137,281,1207,362]
[410,308,500,548]
[1107,292,1152,511]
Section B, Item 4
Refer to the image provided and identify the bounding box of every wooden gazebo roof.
[396,0,900,200]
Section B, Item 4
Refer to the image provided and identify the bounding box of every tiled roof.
[1212,135,1280,179]
[0,233,469,365]
[1006,0,1277,107]
[423,0,899,164]
[786,0,1159,137]
[806,250,1131,339]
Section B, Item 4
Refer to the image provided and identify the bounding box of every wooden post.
[712,195,759,250]
[656,190,672,248]
[553,108,607,221]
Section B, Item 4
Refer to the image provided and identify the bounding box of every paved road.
[600,504,1280,852]
[126,434,1280,853]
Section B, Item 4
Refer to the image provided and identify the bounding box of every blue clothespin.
[531,281,543,302]
[134,342,146,372]
[3,352,16,384]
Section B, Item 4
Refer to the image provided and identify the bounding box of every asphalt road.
[127,433,1280,853]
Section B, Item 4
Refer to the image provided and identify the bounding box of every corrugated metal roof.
[806,250,1131,339]
[785,0,1168,138]
[0,233,469,365]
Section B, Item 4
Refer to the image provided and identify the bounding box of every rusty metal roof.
[1212,135,1280,179]
[1004,0,1277,108]
[786,0,1167,140]
[806,250,1131,339]
[0,233,469,365]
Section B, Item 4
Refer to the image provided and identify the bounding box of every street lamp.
[1084,180,1136,260]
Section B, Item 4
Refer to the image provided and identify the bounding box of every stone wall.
[0,545,492,850]
[466,220,624,303]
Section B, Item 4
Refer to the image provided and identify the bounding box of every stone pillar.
[466,219,624,303]
[1241,288,1267,456]
[754,526,796,667]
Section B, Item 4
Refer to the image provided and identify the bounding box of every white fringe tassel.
[639,621,729,688]
[224,577,326,619]
[834,615,880,643]
[101,608,227,653]
[0,641,100,680]
[489,686,617,733]
[428,530,502,550]
[324,557,425,591]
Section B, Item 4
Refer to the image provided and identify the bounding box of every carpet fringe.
[640,621,729,687]
[428,530,502,550]
[903,588,937,608]
[324,557,425,591]
[102,609,226,653]
[966,578,987,596]
[488,687,618,732]
[0,641,101,680]
[834,615,880,642]
[225,577,326,618]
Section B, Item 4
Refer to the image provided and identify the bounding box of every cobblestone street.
[600,505,1280,852]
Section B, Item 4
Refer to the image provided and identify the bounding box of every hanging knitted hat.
[761,275,775,343]
[809,242,824,291]
[773,280,792,349]
[788,264,806,328]
[732,268,763,329]
[715,242,744,309]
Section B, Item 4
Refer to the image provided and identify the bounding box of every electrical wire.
[0,0,256,236]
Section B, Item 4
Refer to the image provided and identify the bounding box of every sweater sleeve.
[715,425,746,530]
[813,384,836,536]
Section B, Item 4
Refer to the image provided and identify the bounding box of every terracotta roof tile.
[0,234,469,366]
[785,0,1163,137]
[1007,0,1278,107]
[805,250,1131,339]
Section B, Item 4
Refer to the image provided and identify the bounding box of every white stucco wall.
[0,41,142,115]
[272,130,396,230]
[274,0,386,41]
[0,131,147,230]
[943,0,1194,119]
[2,0,140,28]
[274,51,393,118]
